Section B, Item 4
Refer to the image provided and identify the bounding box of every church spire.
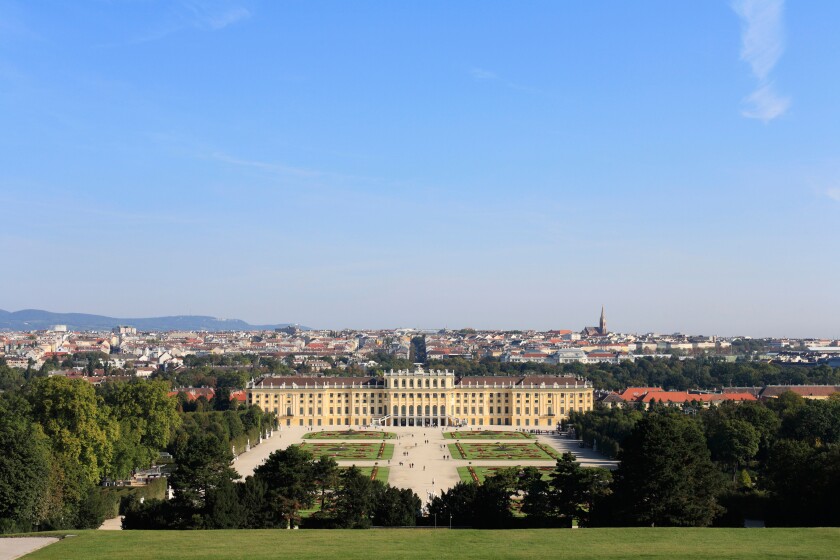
[599,305,607,335]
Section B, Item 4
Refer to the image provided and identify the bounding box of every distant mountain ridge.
[0,309,306,332]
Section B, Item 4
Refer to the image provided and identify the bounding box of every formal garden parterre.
[444,430,535,440]
[296,442,394,460]
[449,442,559,460]
[457,466,555,484]
[302,430,396,440]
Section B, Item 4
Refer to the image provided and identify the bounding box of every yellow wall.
[248,371,593,428]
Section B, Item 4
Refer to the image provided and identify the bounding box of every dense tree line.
[124,446,420,529]
[568,394,840,526]
[426,356,840,391]
[171,406,274,458]
[0,364,274,534]
[428,397,839,528]
[0,376,180,532]
[427,457,612,528]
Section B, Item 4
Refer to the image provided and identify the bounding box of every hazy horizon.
[2,1,838,339]
[0,305,836,340]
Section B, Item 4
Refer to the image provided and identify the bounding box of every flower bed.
[444,430,535,440]
[303,430,396,440]
[297,442,394,460]
[458,466,555,484]
[448,442,558,461]
[535,442,560,459]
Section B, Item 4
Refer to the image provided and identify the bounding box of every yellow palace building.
[247,367,594,428]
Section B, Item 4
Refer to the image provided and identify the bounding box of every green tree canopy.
[0,404,51,532]
[610,413,725,526]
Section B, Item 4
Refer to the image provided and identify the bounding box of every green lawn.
[444,430,534,440]
[457,466,555,484]
[18,528,840,559]
[358,466,389,482]
[303,430,396,440]
[449,442,558,461]
[296,442,394,460]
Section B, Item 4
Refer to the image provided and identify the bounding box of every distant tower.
[599,305,607,335]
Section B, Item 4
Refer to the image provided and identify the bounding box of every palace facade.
[247,367,594,428]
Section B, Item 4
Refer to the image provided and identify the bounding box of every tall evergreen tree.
[253,446,317,527]
[610,413,725,526]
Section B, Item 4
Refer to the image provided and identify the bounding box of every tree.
[609,413,725,526]
[427,481,479,526]
[520,468,553,525]
[24,377,116,497]
[373,486,420,527]
[99,379,180,478]
[472,475,514,528]
[333,467,377,528]
[213,386,233,411]
[0,406,51,532]
[311,456,339,510]
[0,363,25,392]
[706,417,759,481]
[545,453,612,527]
[765,440,840,526]
[254,447,317,527]
[205,478,246,529]
[238,476,275,529]
[169,432,239,517]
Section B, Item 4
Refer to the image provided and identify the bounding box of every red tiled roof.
[168,387,215,401]
[618,387,663,401]
[641,391,757,404]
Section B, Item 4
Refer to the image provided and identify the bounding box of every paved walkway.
[98,516,123,530]
[234,426,617,506]
[0,538,59,560]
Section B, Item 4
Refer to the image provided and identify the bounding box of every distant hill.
[0,309,307,332]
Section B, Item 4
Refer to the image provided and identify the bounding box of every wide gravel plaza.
[234,425,617,505]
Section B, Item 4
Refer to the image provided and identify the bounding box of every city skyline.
[2,1,839,337]
[0,305,837,340]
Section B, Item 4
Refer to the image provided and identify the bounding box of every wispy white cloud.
[104,1,250,46]
[741,82,790,121]
[733,0,790,121]
[470,67,498,80]
[735,0,785,81]
[468,67,543,94]
[184,2,251,31]
[825,188,840,202]
[209,152,323,178]
[205,150,388,187]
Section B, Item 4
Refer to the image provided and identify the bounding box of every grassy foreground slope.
[23,528,840,560]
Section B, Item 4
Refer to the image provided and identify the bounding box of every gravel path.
[0,537,59,560]
[234,426,617,506]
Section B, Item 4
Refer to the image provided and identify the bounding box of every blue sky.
[1,0,839,337]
